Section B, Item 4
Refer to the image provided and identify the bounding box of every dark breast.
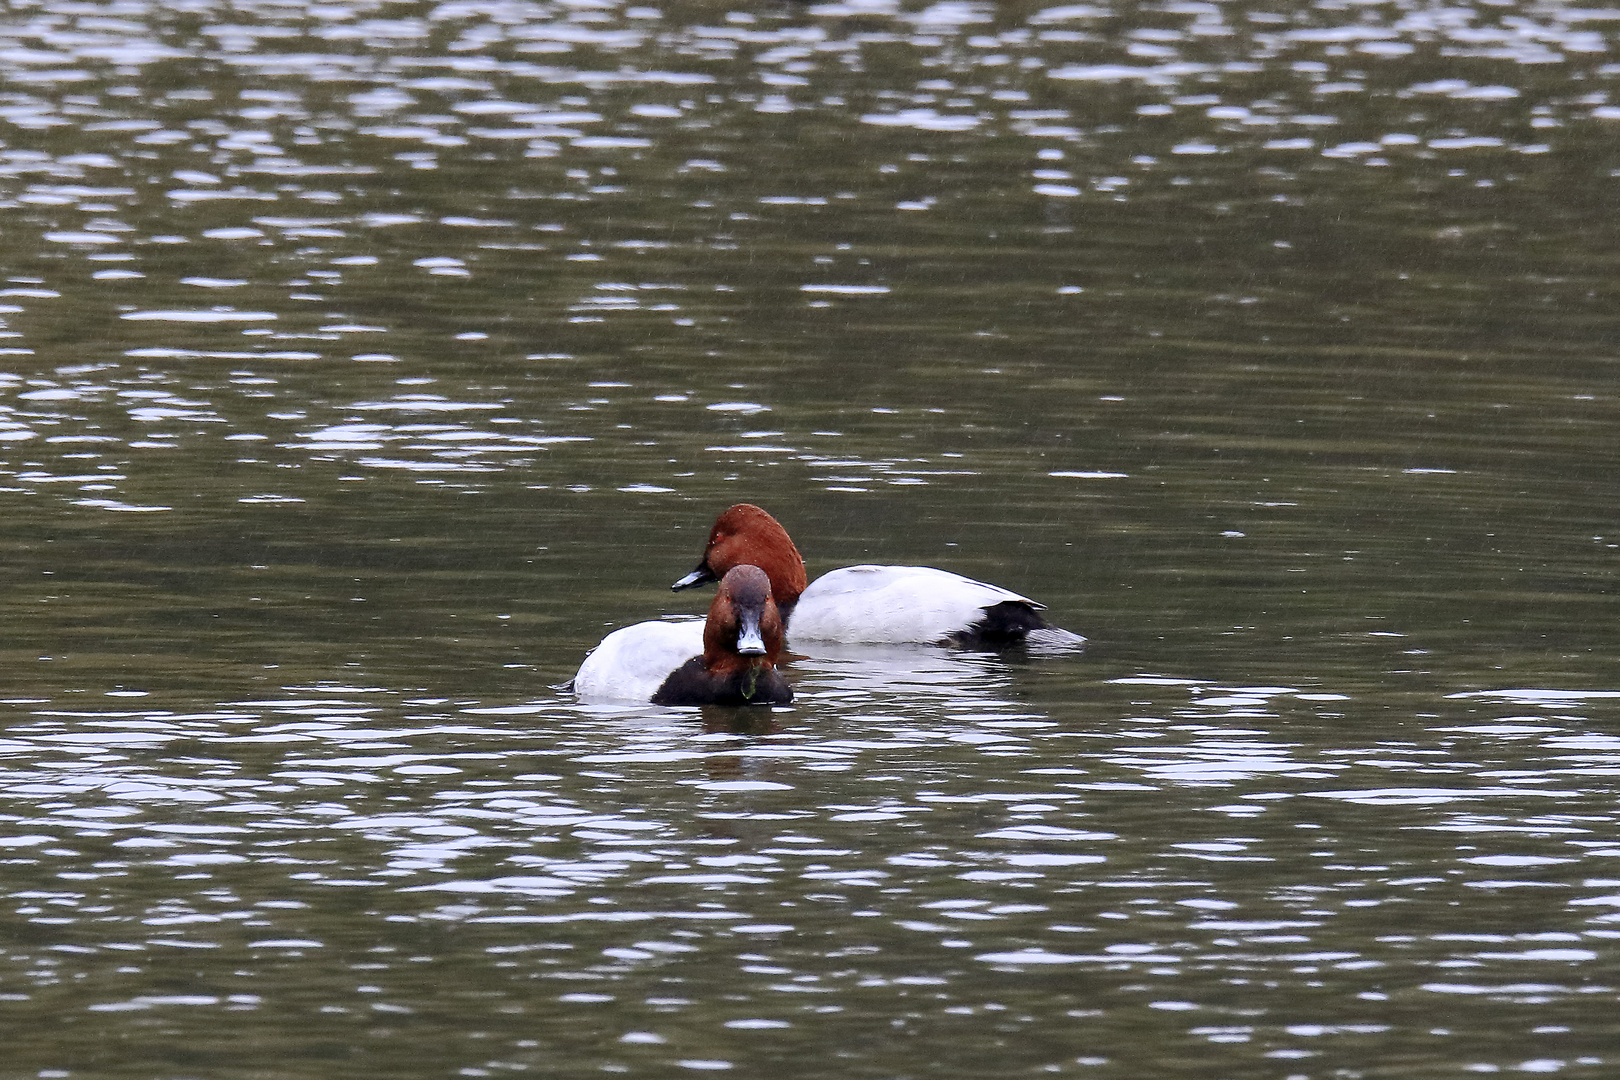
[652,658,793,707]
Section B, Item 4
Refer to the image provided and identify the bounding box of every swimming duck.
[573,564,793,706]
[672,504,1084,648]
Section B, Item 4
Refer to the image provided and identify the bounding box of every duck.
[671,504,1084,648]
[573,564,793,706]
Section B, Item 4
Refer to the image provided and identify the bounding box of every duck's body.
[572,618,705,704]
[573,565,792,707]
[790,564,1051,646]
[673,504,1084,649]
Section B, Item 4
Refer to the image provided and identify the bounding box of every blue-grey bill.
[672,566,712,591]
[736,625,767,656]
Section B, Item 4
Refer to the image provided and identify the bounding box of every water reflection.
[792,641,1016,700]
[3,677,1620,1075]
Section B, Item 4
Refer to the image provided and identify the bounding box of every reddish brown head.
[672,504,808,612]
[703,564,786,674]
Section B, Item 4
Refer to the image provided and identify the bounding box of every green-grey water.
[2,1,1619,1077]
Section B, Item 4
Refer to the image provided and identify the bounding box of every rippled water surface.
[2,0,1619,1077]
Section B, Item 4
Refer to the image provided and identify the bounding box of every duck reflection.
[784,642,1023,707]
[699,703,786,736]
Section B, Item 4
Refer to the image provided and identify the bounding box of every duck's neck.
[705,656,773,702]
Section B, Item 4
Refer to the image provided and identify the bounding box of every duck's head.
[705,563,786,666]
[673,504,808,610]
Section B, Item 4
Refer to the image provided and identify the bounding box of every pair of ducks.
[573,504,1084,707]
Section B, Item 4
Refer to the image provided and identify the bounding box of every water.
[2,0,1620,1076]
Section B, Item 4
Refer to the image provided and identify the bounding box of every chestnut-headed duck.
[573,564,793,706]
[672,504,1084,649]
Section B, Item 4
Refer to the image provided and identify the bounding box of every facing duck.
[652,563,792,706]
[573,564,792,707]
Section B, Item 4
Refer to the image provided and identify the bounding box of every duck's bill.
[735,623,767,656]
[671,563,717,591]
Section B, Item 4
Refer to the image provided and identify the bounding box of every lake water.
[2,0,1619,1076]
